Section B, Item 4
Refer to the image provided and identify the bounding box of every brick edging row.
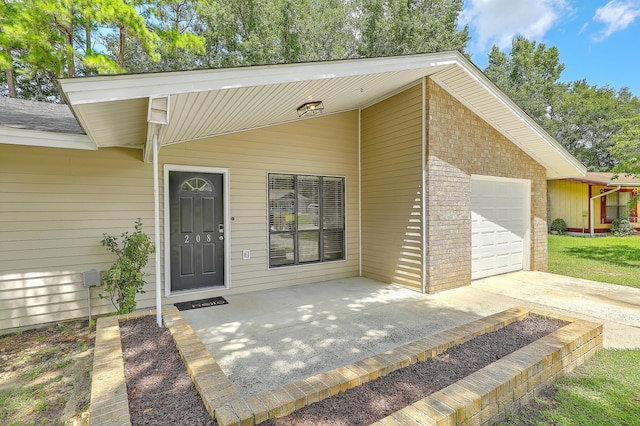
[89,310,154,426]
[90,306,603,426]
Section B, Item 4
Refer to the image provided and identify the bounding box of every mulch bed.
[120,316,215,426]
[120,315,561,426]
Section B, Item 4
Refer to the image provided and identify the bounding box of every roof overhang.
[0,125,95,150]
[564,177,640,187]
[58,51,586,179]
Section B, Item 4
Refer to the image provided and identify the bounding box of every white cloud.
[593,1,640,41]
[461,0,573,51]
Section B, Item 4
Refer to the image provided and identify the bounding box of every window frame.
[601,189,637,223]
[267,172,346,268]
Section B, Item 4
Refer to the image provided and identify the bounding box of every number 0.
[196,235,201,243]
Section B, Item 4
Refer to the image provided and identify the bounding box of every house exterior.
[0,52,585,331]
[548,172,640,236]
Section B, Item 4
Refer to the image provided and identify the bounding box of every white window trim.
[163,164,231,296]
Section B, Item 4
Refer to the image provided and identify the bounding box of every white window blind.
[268,173,345,267]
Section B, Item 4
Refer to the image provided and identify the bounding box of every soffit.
[62,60,452,149]
[429,65,585,179]
[58,51,586,179]
[561,172,640,186]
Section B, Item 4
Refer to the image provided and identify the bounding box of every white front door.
[471,176,531,280]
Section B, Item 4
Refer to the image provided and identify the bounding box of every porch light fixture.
[297,101,324,117]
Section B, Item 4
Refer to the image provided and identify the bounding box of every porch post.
[153,134,162,327]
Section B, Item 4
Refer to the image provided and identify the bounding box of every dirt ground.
[0,320,95,426]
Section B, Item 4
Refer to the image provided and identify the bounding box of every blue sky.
[461,0,640,95]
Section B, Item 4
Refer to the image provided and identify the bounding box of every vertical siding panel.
[360,85,424,290]
[548,180,590,233]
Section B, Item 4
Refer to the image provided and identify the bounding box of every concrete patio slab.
[181,271,640,397]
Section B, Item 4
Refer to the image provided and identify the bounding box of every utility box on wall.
[83,269,101,288]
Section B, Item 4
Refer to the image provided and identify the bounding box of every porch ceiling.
[57,51,586,179]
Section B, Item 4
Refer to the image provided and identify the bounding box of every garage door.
[471,176,530,280]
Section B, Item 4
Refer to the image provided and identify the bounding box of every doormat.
[174,296,228,311]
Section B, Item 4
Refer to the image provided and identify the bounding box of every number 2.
[184,235,189,243]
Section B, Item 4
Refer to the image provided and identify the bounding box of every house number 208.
[184,234,212,243]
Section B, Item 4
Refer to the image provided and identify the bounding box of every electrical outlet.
[242,250,251,260]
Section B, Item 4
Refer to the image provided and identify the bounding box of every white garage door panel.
[472,177,529,280]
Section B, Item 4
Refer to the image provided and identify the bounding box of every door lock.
[218,224,224,233]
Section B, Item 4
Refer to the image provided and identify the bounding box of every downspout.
[358,108,362,277]
[153,133,162,327]
[421,77,427,294]
[589,186,621,237]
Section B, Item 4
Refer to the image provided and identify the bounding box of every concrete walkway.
[181,271,640,397]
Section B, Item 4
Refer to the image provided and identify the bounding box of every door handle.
[219,235,224,241]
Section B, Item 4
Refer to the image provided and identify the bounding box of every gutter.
[589,186,621,237]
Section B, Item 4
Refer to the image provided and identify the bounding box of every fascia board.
[58,52,462,105]
[0,126,96,150]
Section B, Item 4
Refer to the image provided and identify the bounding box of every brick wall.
[426,79,548,293]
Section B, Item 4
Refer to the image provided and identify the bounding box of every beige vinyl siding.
[0,145,157,331]
[0,111,359,331]
[161,111,360,304]
[547,180,590,231]
[360,84,424,290]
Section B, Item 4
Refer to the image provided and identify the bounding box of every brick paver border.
[89,306,602,426]
[89,310,154,426]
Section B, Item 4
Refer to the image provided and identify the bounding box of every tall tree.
[611,114,640,176]
[549,81,640,171]
[95,0,159,70]
[4,0,470,98]
[139,0,204,70]
[1,0,158,99]
[195,0,274,67]
[356,0,469,57]
[0,0,20,97]
[485,36,565,127]
[0,0,65,100]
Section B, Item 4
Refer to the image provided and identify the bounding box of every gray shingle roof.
[0,97,84,134]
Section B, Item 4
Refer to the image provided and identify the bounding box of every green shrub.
[611,218,637,237]
[100,219,155,314]
[550,218,567,235]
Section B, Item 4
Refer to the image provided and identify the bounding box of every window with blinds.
[268,173,345,267]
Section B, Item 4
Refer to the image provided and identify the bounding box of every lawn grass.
[0,320,94,425]
[548,234,640,288]
[514,236,640,425]
[502,349,640,425]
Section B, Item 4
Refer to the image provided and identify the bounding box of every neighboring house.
[0,51,585,331]
[548,172,640,236]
